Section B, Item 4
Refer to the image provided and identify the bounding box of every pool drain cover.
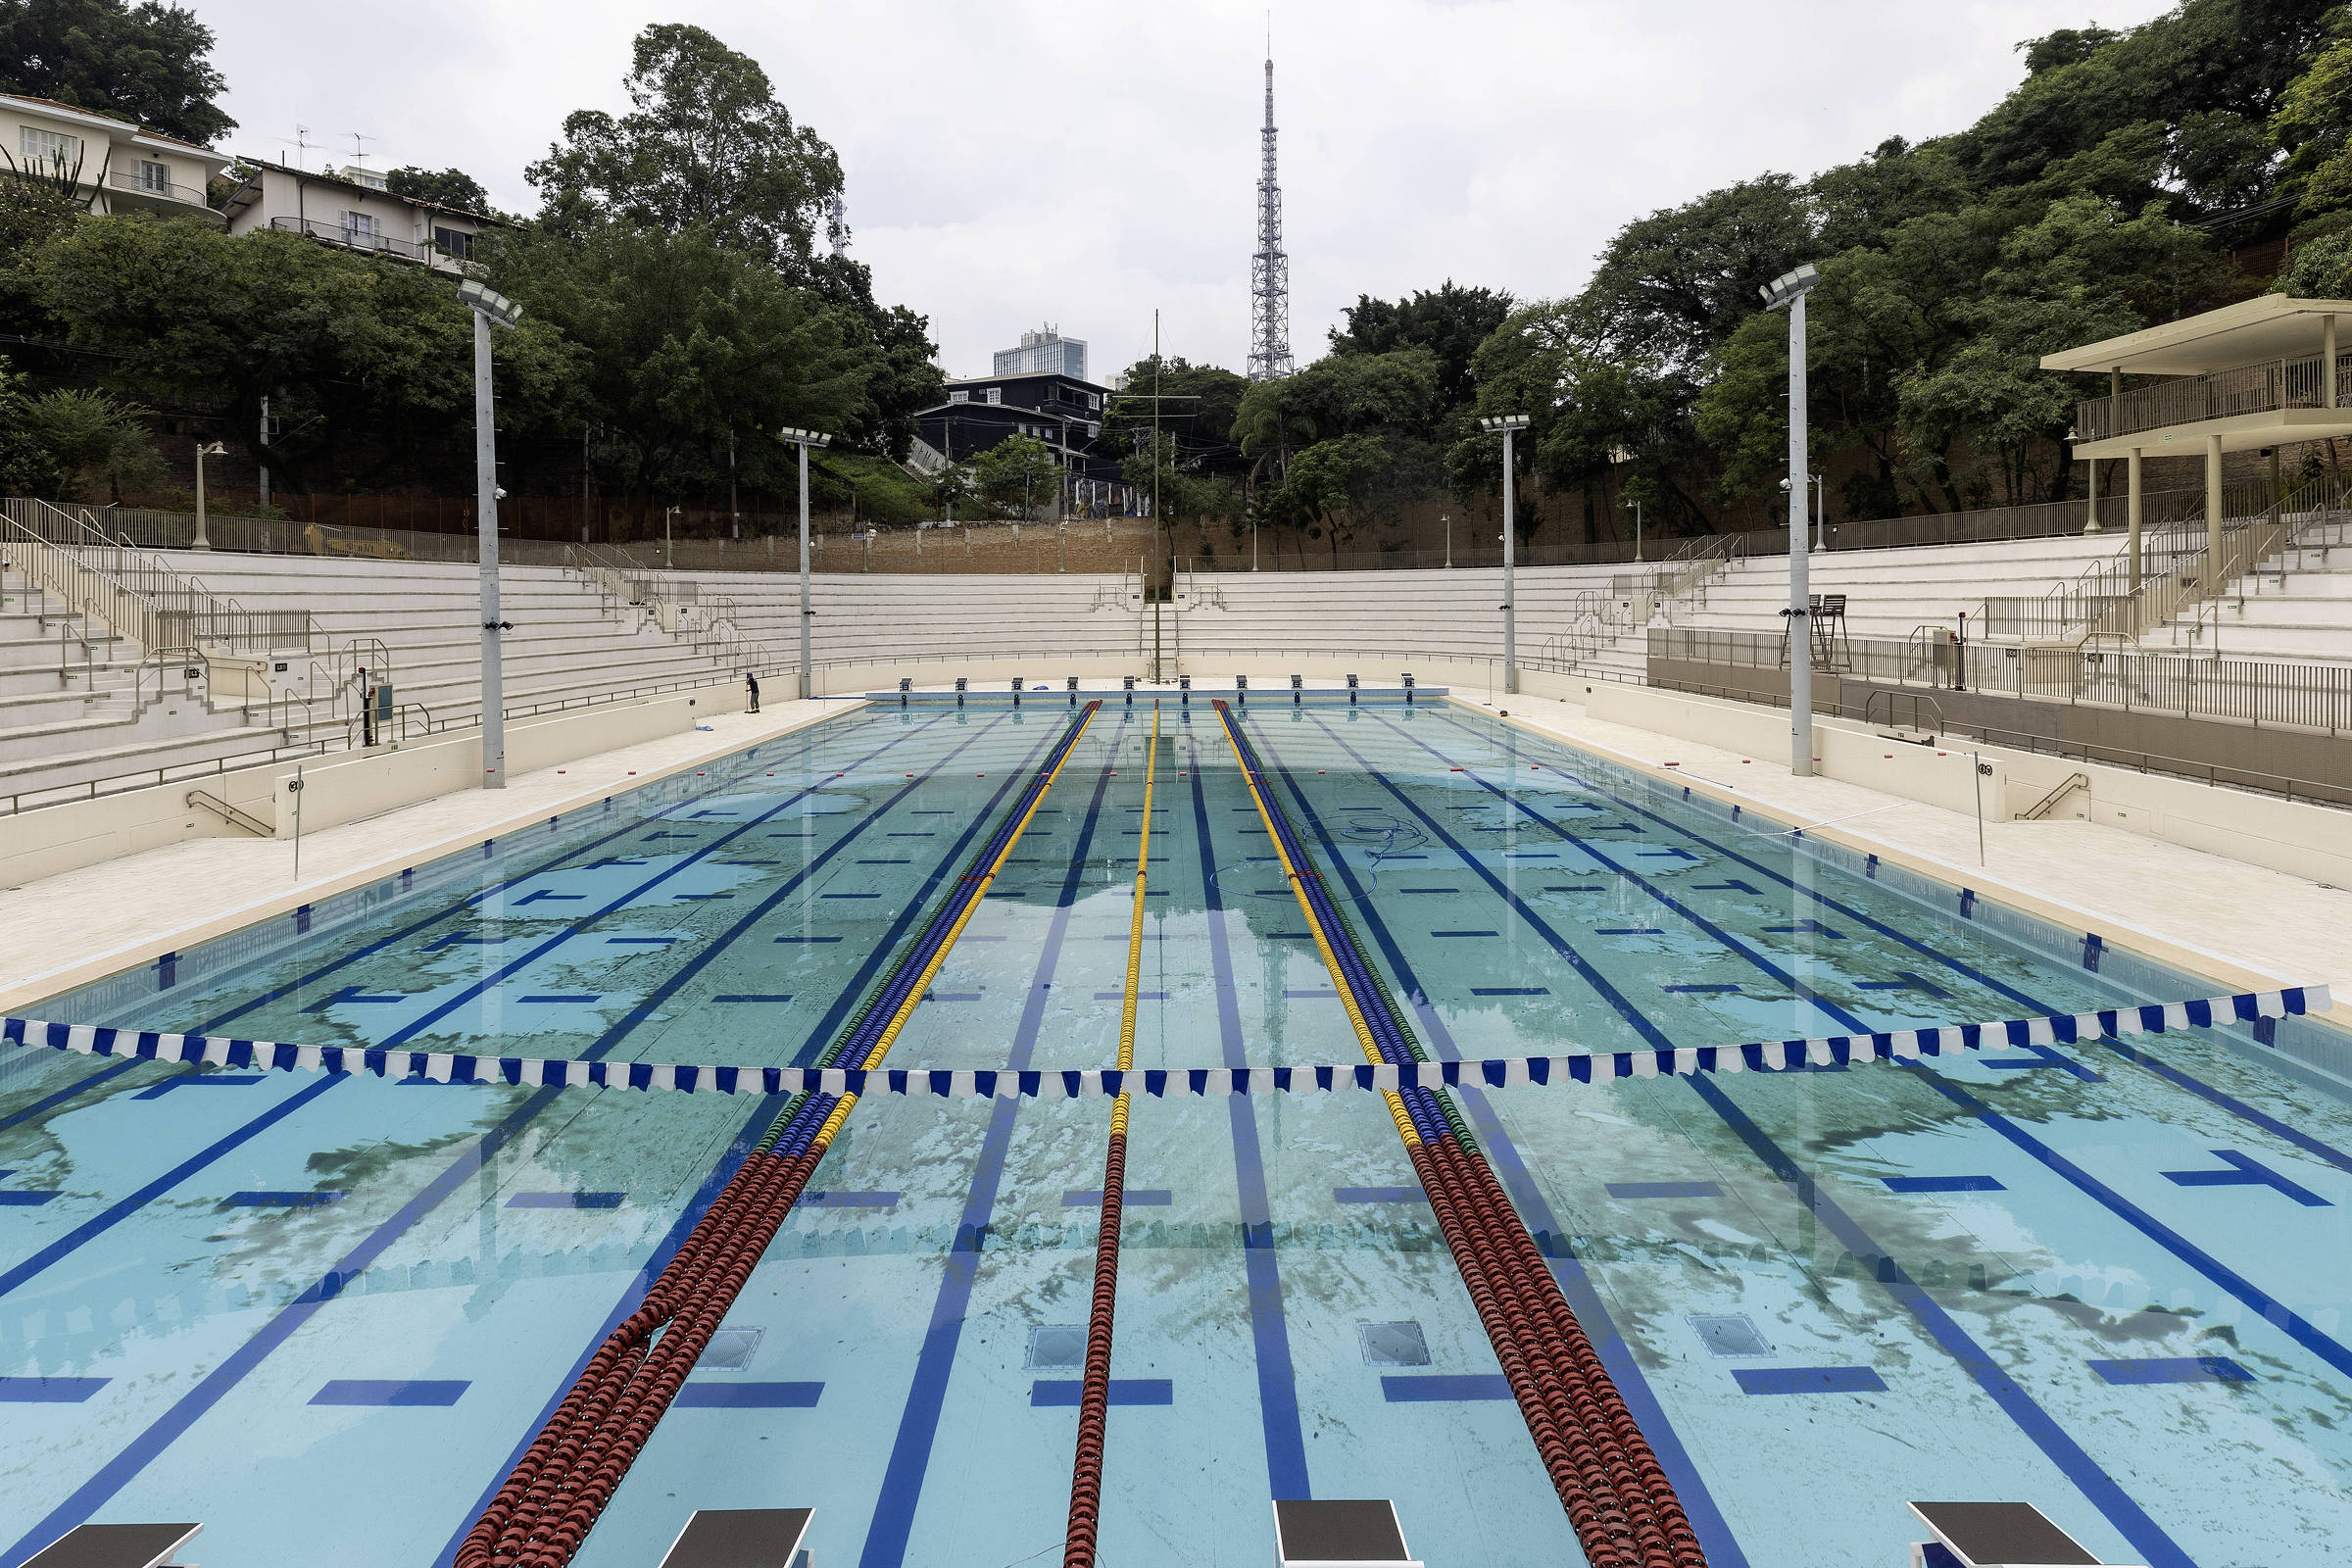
[1027,1324,1087,1369]
[1688,1313,1773,1357]
[699,1325,764,1370]
[1357,1320,1432,1367]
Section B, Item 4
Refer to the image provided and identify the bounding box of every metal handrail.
[2078,351,2352,442]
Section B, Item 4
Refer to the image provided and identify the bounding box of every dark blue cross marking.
[1545,885,1605,894]
[304,986,405,1011]
[1764,920,1844,939]
[1335,1187,1422,1203]
[1607,1181,1723,1200]
[0,1192,57,1206]
[131,1073,266,1101]
[689,810,737,819]
[516,995,600,1004]
[1664,984,1740,995]
[857,858,912,865]
[609,936,678,945]
[1473,987,1550,997]
[1381,1375,1511,1401]
[1856,971,1951,999]
[1734,1366,1887,1395]
[1978,1043,2103,1081]
[822,893,880,900]
[507,1192,625,1209]
[767,833,816,839]
[311,1380,468,1406]
[673,893,735,902]
[1501,852,1558,859]
[1692,880,1760,895]
[425,932,511,951]
[1283,988,1341,999]
[713,994,793,1004]
[888,832,935,838]
[1432,930,1498,938]
[1637,848,1699,861]
[773,936,841,944]
[514,890,585,906]
[2160,1150,2330,1206]
[1063,1189,1171,1206]
[642,832,696,842]
[1375,853,1428,860]
[220,1191,344,1207]
[1595,927,1664,936]
[675,1382,825,1407]
[1883,1175,2007,1194]
[1397,887,1454,895]
[1031,1379,1170,1406]
[1251,890,1293,898]
[2088,1356,2254,1385]
[0,1378,106,1401]
[803,1192,900,1208]
[1268,932,1313,940]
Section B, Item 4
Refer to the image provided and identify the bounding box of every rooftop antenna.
[291,123,315,172]
[1248,17,1294,382]
[347,131,374,173]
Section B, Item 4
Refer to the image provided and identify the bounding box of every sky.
[194,0,2176,381]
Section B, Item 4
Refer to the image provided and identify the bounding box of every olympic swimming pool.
[2,697,2349,1568]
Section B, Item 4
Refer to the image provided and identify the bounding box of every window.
[1089,393,1102,412]
[984,387,1002,406]
[344,211,378,245]
[948,390,969,405]
[136,160,169,193]
[1086,421,1100,438]
[19,127,80,170]
[432,225,472,260]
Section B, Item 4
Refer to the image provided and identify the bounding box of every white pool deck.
[0,688,2345,1040]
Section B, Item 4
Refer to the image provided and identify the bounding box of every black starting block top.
[1908,1502,2108,1566]
[656,1507,814,1568]
[23,1524,202,1568]
[1272,1499,1419,1566]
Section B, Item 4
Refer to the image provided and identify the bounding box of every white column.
[2205,433,2225,576]
[2327,315,2339,409]
[474,308,504,790]
[1788,290,1812,778]
[2127,448,2143,592]
[1502,428,1518,695]
[2084,454,2101,534]
[798,441,812,701]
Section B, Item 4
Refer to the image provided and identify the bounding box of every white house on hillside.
[221,158,502,273]
[1,91,231,224]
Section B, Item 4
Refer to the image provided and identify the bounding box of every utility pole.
[1761,263,1821,778]
[458,278,521,790]
[780,426,829,701]
[1152,308,1162,683]
[1479,415,1530,694]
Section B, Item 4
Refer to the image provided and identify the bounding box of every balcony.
[269,214,454,268]
[2077,352,2352,442]
[106,169,224,224]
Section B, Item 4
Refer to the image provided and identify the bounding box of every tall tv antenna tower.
[1248,40,1294,382]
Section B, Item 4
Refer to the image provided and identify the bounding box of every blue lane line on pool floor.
[4,720,1015,1568]
[1734,1366,1886,1396]
[1250,715,1744,1567]
[1063,1189,1170,1206]
[802,1192,902,1208]
[220,1191,343,1208]
[2088,1356,2252,1385]
[675,1382,824,1408]
[1378,1372,1516,1402]
[0,1378,107,1401]
[1029,1379,1171,1406]
[1884,1175,2006,1194]
[2159,1150,2330,1206]
[861,716,1127,1568]
[0,1060,140,1131]
[1330,710,2196,1568]
[506,1193,625,1209]
[310,1380,467,1407]
[1187,724,1312,1504]
[128,1073,267,1101]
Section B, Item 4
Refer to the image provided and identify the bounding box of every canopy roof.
[2040,296,2352,376]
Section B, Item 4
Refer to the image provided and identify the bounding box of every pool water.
[3,698,2350,1568]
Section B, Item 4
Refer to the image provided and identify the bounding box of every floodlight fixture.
[778,426,831,448]
[457,278,521,328]
[1758,263,1820,310]
[1478,414,1531,434]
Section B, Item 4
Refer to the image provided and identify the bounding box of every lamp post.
[192,441,225,551]
[1759,261,1820,778]
[1622,494,1642,564]
[1442,512,1451,568]
[779,426,830,701]
[458,277,521,790]
[1478,415,1530,694]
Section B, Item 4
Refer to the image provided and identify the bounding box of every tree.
[0,360,56,493]
[21,385,159,500]
[38,215,577,494]
[0,0,234,146]
[528,24,844,273]
[490,219,868,531]
[2272,16,2352,217]
[1102,356,1250,478]
[0,172,80,336]
[385,167,494,216]
[970,433,1057,518]
[805,254,943,460]
[1327,281,1512,411]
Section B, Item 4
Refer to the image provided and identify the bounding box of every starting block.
[1907,1501,2140,1568]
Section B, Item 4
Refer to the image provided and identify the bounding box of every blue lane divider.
[8,986,2321,1099]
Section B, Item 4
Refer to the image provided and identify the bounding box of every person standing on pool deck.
[746,671,760,713]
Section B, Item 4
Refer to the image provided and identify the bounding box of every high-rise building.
[995,326,1087,381]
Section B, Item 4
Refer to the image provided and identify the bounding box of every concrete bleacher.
[680,570,1138,668]
[1175,564,1625,666]
[2146,528,2352,662]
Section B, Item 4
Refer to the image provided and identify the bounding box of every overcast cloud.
[194,0,2172,380]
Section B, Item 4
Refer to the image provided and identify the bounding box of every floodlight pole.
[1762,263,1820,779]
[781,427,829,701]
[472,303,504,789]
[1480,415,1530,695]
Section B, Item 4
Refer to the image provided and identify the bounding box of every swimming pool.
[2,697,2348,1568]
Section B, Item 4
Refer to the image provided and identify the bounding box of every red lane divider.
[1062,1126,1126,1568]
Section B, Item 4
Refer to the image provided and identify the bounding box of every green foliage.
[804,255,943,460]
[1328,281,1512,410]
[2272,226,2352,291]
[384,167,495,216]
[1119,430,1236,524]
[2273,17,2352,216]
[0,360,56,493]
[1102,356,1250,478]
[38,215,577,492]
[0,172,79,334]
[21,384,159,499]
[969,432,1057,518]
[490,218,867,509]
[0,0,233,145]
[527,24,844,273]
